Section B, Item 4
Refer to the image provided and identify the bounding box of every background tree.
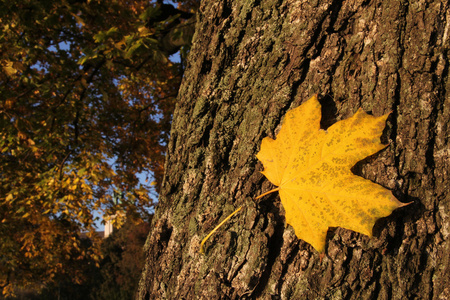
[90,218,151,300]
[138,0,449,299]
[35,217,151,300]
[0,0,196,296]
[2,217,151,300]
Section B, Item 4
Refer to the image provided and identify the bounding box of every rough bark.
[138,0,450,299]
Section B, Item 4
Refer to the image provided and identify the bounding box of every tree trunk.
[138,0,450,299]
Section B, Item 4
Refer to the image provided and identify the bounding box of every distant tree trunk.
[138,0,450,299]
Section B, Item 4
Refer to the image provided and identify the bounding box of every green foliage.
[0,0,196,296]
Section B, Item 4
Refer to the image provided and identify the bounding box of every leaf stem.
[255,187,280,200]
[200,206,242,254]
[199,188,280,254]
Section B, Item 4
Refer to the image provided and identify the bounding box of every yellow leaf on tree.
[5,194,13,202]
[256,95,406,253]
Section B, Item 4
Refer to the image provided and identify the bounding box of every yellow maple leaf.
[256,95,406,253]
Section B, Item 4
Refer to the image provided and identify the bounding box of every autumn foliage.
[0,0,196,295]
